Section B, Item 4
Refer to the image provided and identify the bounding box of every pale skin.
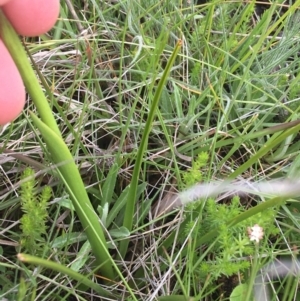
[0,0,60,125]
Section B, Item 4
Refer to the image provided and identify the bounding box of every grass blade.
[119,39,182,258]
[30,112,114,280]
[17,253,115,297]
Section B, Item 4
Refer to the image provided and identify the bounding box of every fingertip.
[0,40,25,125]
[0,0,10,5]
[3,0,60,36]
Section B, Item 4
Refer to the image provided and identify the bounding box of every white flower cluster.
[247,224,264,243]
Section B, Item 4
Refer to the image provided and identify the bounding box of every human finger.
[0,0,10,5]
[2,0,60,36]
[0,39,25,125]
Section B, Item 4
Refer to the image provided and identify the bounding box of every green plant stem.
[17,253,115,297]
[30,113,115,280]
[245,244,259,301]
[0,10,61,137]
[118,40,182,258]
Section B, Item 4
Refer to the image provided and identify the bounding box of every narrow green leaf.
[109,226,130,239]
[101,163,119,207]
[228,122,300,179]
[119,40,182,258]
[106,182,147,228]
[16,277,27,301]
[70,241,91,272]
[30,112,114,280]
[17,253,115,297]
[157,296,194,301]
[52,232,86,249]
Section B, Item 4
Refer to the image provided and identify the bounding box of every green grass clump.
[195,196,279,279]
[19,168,51,254]
[182,152,209,187]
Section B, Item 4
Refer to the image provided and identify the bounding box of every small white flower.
[247,224,264,243]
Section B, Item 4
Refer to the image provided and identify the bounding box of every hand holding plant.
[0,0,117,280]
[0,0,59,125]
